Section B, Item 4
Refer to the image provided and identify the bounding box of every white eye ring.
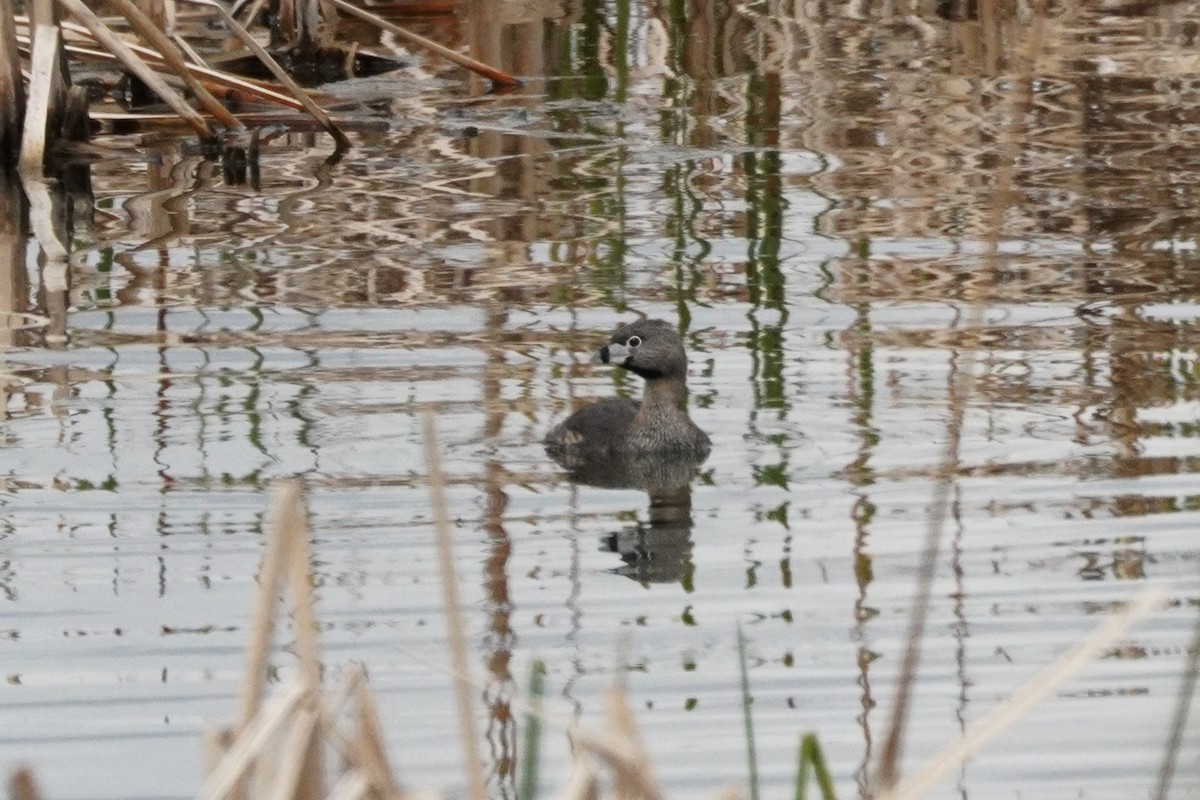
[627,335,642,348]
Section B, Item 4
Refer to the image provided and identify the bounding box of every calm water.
[2,1,1199,798]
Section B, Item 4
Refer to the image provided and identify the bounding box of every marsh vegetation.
[0,0,1198,799]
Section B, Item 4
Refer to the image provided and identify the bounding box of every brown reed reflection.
[0,177,30,355]
[481,303,518,799]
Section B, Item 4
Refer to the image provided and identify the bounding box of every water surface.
[1,1,1199,799]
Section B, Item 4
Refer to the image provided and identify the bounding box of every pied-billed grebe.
[544,319,711,456]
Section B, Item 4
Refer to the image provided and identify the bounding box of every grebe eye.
[627,336,642,348]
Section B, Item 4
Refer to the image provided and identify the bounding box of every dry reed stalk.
[135,0,170,29]
[878,588,1168,800]
[880,12,1050,790]
[603,687,662,800]
[55,0,216,139]
[870,344,972,793]
[872,6,1049,791]
[320,0,520,89]
[316,668,397,797]
[237,481,293,727]
[555,744,598,800]
[87,110,382,136]
[30,0,57,29]
[234,0,269,27]
[325,772,372,800]
[320,666,363,729]
[278,480,324,800]
[263,706,320,800]
[185,0,350,151]
[14,15,310,108]
[224,481,325,800]
[391,636,683,800]
[19,24,67,174]
[396,640,679,800]
[14,33,307,109]
[352,674,405,799]
[198,680,311,800]
[277,481,321,690]
[393,643,667,796]
[169,29,207,65]
[0,0,24,166]
[421,414,488,800]
[566,727,652,793]
[105,0,244,131]
[206,482,417,800]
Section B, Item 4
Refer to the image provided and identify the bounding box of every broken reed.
[2,0,522,174]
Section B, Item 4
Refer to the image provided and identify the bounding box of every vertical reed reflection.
[949,485,969,800]
[482,302,516,798]
[0,177,30,354]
